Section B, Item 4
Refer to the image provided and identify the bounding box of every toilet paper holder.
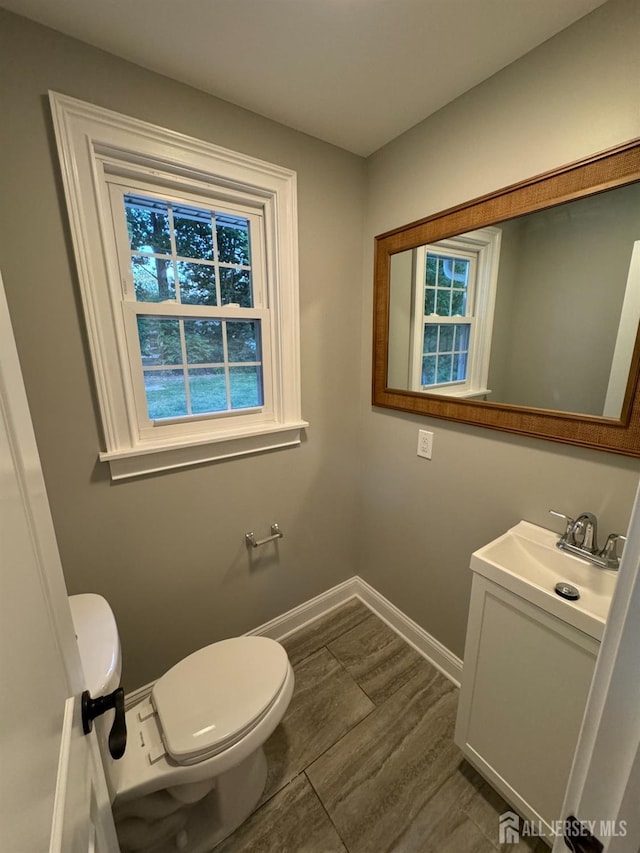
[245,523,283,549]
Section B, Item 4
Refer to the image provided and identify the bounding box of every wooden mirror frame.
[373,139,640,457]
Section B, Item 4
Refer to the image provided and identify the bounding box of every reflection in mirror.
[388,182,640,419]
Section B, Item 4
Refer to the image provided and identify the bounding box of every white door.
[0,273,119,852]
[552,479,640,853]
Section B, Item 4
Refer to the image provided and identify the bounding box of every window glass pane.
[137,317,182,365]
[437,354,453,383]
[454,324,470,350]
[453,353,468,381]
[425,255,437,287]
[131,256,175,302]
[436,289,451,315]
[451,289,467,315]
[423,325,438,354]
[424,288,435,315]
[422,355,436,385]
[189,368,227,414]
[454,259,470,286]
[178,262,217,306]
[439,325,454,352]
[184,320,224,364]
[220,268,253,307]
[143,369,187,419]
[227,320,260,362]
[174,209,214,260]
[125,196,171,254]
[230,366,263,409]
[437,257,453,287]
[216,216,251,265]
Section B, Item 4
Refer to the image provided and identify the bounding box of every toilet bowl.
[69,594,294,853]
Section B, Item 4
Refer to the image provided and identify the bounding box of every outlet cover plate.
[417,429,433,459]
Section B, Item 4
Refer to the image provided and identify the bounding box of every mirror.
[388,183,640,418]
[373,139,640,456]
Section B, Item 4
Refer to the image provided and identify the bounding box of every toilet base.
[115,747,268,853]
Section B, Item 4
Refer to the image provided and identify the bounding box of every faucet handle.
[599,533,627,569]
[549,510,575,539]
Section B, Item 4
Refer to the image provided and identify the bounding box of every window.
[50,93,306,479]
[111,189,269,430]
[410,229,501,398]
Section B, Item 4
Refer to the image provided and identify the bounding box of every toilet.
[69,594,295,853]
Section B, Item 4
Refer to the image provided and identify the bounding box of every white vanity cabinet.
[455,573,600,839]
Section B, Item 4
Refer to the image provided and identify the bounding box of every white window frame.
[50,92,307,479]
[409,227,501,399]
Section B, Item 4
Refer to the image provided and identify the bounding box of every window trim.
[409,228,501,399]
[50,92,307,479]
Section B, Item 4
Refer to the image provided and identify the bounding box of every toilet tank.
[68,593,122,695]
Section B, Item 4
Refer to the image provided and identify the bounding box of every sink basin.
[471,521,618,639]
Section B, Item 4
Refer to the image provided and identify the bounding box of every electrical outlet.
[417,429,433,459]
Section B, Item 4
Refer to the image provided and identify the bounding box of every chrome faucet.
[571,512,599,552]
[549,510,626,570]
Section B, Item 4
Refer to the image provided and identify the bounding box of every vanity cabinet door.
[455,575,599,836]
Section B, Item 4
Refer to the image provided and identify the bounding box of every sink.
[471,521,618,639]
[460,520,609,831]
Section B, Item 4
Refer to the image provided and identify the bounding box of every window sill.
[421,387,492,400]
[99,421,309,480]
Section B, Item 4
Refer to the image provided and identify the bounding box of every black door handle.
[81,687,127,759]
[564,815,604,852]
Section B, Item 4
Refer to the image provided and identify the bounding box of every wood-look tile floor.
[216,600,548,853]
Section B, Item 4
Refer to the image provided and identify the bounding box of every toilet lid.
[151,636,289,764]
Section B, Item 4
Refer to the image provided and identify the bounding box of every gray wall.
[360,0,640,660]
[0,10,366,690]
[493,183,640,415]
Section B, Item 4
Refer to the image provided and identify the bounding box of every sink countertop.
[470,520,618,640]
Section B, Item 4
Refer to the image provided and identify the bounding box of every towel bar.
[245,523,283,549]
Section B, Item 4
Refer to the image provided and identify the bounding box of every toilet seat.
[151,636,289,766]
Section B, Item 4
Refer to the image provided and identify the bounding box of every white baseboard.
[249,575,463,687]
[126,575,463,700]
[353,577,463,687]
[245,576,362,641]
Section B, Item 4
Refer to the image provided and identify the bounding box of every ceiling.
[1,0,608,155]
